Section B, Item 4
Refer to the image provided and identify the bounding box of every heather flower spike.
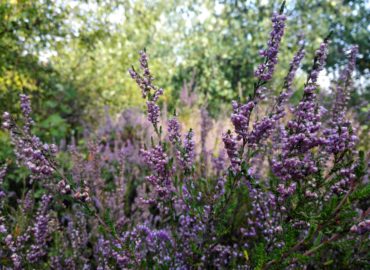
[3,94,57,179]
[248,45,306,147]
[182,129,195,171]
[254,1,286,82]
[167,116,181,144]
[222,130,241,173]
[130,50,164,136]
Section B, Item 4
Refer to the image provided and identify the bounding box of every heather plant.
[0,2,369,269]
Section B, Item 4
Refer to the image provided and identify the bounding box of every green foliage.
[351,183,370,201]
[1,0,369,137]
[252,242,268,269]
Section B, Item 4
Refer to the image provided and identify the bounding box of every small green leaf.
[313,231,323,247]
[243,250,249,261]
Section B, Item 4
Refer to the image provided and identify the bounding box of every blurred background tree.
[0,0,368,143]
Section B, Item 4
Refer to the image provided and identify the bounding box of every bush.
[0,3,368,269]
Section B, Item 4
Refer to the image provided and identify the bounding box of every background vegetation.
[0,0,368,141]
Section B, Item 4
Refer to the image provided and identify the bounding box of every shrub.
[0,3,368,269]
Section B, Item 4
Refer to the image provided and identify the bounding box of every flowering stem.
[262,181,360,269]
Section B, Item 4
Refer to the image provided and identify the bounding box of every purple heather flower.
[324,45,358,155]
[0,216,7,234]
[0,224,6,234]
[309,40,329,84]
[181,129,195,170]
[130,51,165,133]
[20,94,34,133]
[272,40,331,181]
[167,116,181,144]
[0,164,6,185]
[255,12,286,81]
[128,51,154,98]
[241,184,282,248]
[23,191,34,212]
[140,145,174,199]
[277,182,297,198]
[123,224,174,266]
[230,101,254,140]
[152,88,164,102]
[27,194,52,263]
[323,121,357,155]
[248,116,275,146]
[330,165,356,195]
[3,96,56,179]
[222,131,240,173]
[213,177,226,199]
[251,47,305,147]
[175,213,206,265]
[140,145,168,175]
[273,45,306,118]
[350,220,370,235]
[2,111,11,129]
[139,50,150,74]
[283,46,306,97]
[146,101,160,127]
